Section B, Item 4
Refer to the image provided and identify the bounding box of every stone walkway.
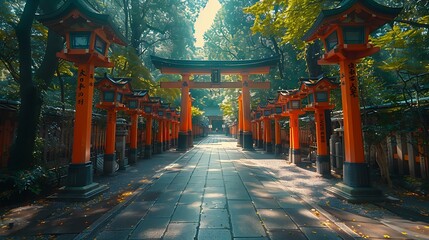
[3,135,427,240]
[83,135,428,240]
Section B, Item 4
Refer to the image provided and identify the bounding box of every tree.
[6,0,63,170]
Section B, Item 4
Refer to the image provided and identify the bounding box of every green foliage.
[0,166,55,203]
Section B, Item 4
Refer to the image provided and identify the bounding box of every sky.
[194,0,222,48]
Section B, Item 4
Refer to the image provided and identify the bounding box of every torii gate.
[151,56,279,151]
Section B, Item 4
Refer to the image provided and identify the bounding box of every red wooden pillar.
[257,120,263,148]
[187,94,193,148]
[72,64,95,166]
[289,113,301,164]
[263,117,272,153]
[178,74,190,151]
[340,60,368,187]
[144,116,153,158]
[274,116,282,155]
[129,113,139,164]
[237,95,243,147]
[241,75,253,150]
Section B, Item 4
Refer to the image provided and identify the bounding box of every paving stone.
[166,182,188,191]
[344,221,406,239]
[200,209,230,228]
[188,176,206,183]
[198,228,232,240]
[252,197,281,209]
[156,190,182,203]
[267,229,307,240]
[206,179,225,187]
[283,208,325,227]
[145,202,176,218]
[162,222,198,240]
[276,196,306,209]
[178,191,203,204]
[225,186,250,200]
[129,217,169,239]
[93,230,130,240]
[301,227,345,240]
[134,191,162,202]
[106,201,153,230]
[207,173,223,180]
[171,203,201,222]
[228,200,267,238]
[204,186,225,194]
[185,182,206,192]
[257,209,298,230]
[203,196,227,209]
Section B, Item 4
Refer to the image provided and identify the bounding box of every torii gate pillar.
[178,74,190,151]
[241,74,254,150]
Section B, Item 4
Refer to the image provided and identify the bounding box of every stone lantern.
[95,74,132,175]
[303,0,402,202]
[300,77,338,176]
[124,90,149,164]
[37,0,127,200]
[278,90,306,164]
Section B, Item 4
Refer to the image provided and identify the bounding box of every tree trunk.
[375,143,392,188]
[8,0,62,170]
[305,41,323,78]
[9,0,41,170]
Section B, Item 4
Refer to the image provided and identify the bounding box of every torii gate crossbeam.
[151,55,279,151]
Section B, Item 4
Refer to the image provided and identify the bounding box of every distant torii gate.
[151,56,279,151]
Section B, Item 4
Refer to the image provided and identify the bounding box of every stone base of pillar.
[162,141,167,151]
[275,144,282,155]
[237,131,243,147]
[155,142,162,154]
[290,149,301,164]
[242,132,254,150]
[265,142,273,153]
[128,148,137,165]
[49,163,108,201]
[343,162,370,187]
[177,132,188,151]
[103,153,116,175]
[327,182,384,203]
[316,155,331,176]
[144,145,152,159]
[257,139,264,149]
[188,131,194,148]
[118,155,129,171]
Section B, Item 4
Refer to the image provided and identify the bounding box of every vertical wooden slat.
[406,133,416,177]
[386,135,395,174]
[396,133,405,175]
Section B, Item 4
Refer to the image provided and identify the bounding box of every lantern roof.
[95,73,132,89]
[129,90,149,97]
[151,55,280,74]
[126,90,149,101]
[303,0,402,42]
[36,0,127,46]
[299,76,338,93]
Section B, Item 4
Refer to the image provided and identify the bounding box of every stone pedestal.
[290,148,301,164]
[116,119,129,170]
[242,132,254,150]
[177,132,188,151]
[275,144,282,155]
[50,162,109,201]
[316,155,330,176]
[144,145,152,159]
[103,153,116,175]
[265,142,273,153]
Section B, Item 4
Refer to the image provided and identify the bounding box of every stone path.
[88,135,379,240]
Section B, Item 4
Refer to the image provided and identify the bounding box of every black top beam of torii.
[150,55,280,89]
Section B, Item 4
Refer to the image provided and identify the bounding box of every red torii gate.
[151,56,279,151]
